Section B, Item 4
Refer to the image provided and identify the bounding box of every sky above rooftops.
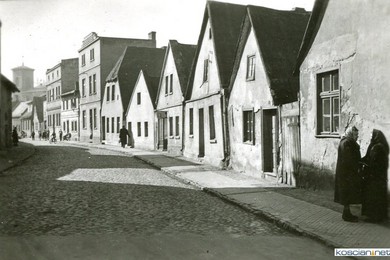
[0,0,314,85]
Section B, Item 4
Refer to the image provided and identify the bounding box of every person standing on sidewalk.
[361,129,389,223]
[334,126,362,222]
[119,125,130,148]
[12,127,19,146]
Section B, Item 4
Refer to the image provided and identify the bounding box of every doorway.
[102,116,105,140]
[262,109,278,175]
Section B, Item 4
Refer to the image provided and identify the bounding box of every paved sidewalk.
[6,140,390,254]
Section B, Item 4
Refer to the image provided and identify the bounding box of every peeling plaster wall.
[300,0,390,189]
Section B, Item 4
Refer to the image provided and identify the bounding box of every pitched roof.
[170,40,197,93]
[247,5,310,104]
[1,74,19,92]
[293,0,329,75]
[12,101,21,112]
[12,65,34,71]
[32,96,45,122]
[186,1,247,99]
[106,46,165,111]
[143,73,161,109]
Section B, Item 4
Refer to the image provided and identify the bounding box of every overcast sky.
[0,0,314,84]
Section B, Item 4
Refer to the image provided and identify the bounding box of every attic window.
[203,59,209,83]
[209,28,212,39]
[246,55,255,81]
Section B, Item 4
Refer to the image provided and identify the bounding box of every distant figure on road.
[361,129,389,223]
[39,131,42,140]
[12,127,19,146]
[334,126,362,222]
[31,131,35,140]
[119,125,130,148]
[59,130,63,141]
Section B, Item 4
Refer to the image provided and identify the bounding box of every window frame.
[246,55,256,81]
[243,109,255,144]
[189,108,194,136]
[209,105,216,140]
[137,92,141,105]
[203,59,209,83]
[144,122,148,137]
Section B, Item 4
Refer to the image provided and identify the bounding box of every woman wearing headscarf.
[334,126,362,222]
[361,129,389,223]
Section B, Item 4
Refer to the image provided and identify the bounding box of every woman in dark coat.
[119,125,130,148]
[334,126,361,222]
[12,127,19,146]
[361,129,389,223]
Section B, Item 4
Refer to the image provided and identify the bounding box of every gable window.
[106,86,110,101]
[203,59,209,82]
[175,116,180,137]
[246,55,255,81]
[169,117,173,137]
[317,70,340,135]
[243,110,254,144]
[209,28,212,39]
[144,122,148,137]
[111,85,115,100]
[165,76,169,95]
[189,108,194,135]
[90,49,95,61]
[169,74,173,94]
[137,92,141,105]
[137,122,141,137]
[81,54,85,66]
[209,105,215,140]
[82,78,86,97]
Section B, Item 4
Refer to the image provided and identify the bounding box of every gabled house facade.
[32,95,45,136]
[20,100,33,137]
[126,71,161,150]
[1,75,19,149]
[78,32,157,143]
[61,88,80,140]
[101,46,165,145]
[184,1,247,167]
[228,6,310,183]
[12,101,29,133]
[46,58,78,137]
[155,40,196,155]
[295,0,390,189]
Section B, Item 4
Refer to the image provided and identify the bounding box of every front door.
[262,109,278,174]
[198,108,205,157]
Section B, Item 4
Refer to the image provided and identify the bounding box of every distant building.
[32,95,45,136]
[78,31,157,143]
[61,87,80,141]
[46,58,78,136]
[12,101,29,133]
[11,64,45,101]
[1,75,19,149]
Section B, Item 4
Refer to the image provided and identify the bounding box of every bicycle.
[49,137,57,144]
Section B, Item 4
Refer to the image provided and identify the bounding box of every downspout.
[220,87,230,169]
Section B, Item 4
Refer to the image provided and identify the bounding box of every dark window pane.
[322,98,331,115]
[322,74,331,92]
[332,72,339,90]
[333,116,340,133]
[333,97,339,114]
[323,116,331,132]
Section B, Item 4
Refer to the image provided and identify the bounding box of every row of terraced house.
[15,0,390,190]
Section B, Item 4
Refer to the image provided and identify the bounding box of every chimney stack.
[148,31,156,41]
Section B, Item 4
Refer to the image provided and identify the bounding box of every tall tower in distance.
[12,63,34,92]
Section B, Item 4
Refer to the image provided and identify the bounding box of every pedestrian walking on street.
[59,130,63,141]
[361,129,389,223]
[119,125,130,148]
[334,126,362,222]
[39,131,42,140]
[12,127,19,146]
[31,131,35,140]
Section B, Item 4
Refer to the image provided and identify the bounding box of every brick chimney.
[148,31,156,41]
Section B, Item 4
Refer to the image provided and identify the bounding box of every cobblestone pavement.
[0,144,289,237]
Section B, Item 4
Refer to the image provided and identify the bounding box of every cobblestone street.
[0,143,286,236]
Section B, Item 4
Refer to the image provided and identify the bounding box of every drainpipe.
[220,88,230,169]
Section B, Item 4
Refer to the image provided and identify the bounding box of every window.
[82,78,86,97]
[209,28,212,39]
[175,116,179,136]
[317,70,340,135]
[169,74,173,93]
[189,108,194,135]
[90,49,95,61]
[89,76,92,95]
[106,86,110,101]
[89,109,93,130]
[144,122,148,137]
[93,108,97,129]
[203,59,209,82]
[243,110,254,143]
[117,117,120,133]
[246,55,255,80]
[82,110,86,129]
[81,54,85,66]
[106,118,110,133]
[169,117,173,136]
[111,85,115,101]
[137,122,141,137]
[137,92,141,105]
[209,105,215,140]
[165,76,168,95]
[63,122,66,131]
[93,74,96,94]
[111,117,115,133]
